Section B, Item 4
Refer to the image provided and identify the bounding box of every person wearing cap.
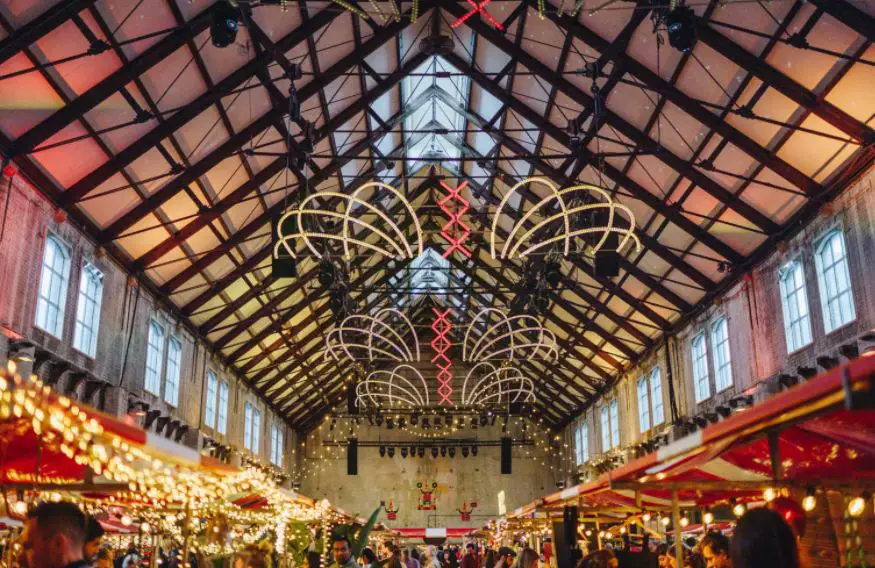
[494,548,516,568]
[84,517,105,561]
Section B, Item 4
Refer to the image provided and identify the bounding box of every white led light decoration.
[325,308,420,363]
[463,308,559,363]
[274,181,423,261]
[357,364,431,408]
[461,362,535,406]
[489,177,641,259]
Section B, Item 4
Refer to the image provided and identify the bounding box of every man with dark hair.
[22,502,89,568]
[700,531,731,568]
[494,547,516,568]
[460,544,477,568]
[331,536,359,568]
[84,517,105,560]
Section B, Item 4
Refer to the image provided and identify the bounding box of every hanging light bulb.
[12,501,27,515]
[732,502,746,518]
[619,526,627,534]
[598,531,605,538]
[141,522,151,534]
[121,515,133,527]
[642,512,651,523]
[679,516,690,528]
[802,488,817,512]
[660,516,671,527]
[585,530,592,537]
[763,488,777,502]
[703,511,714,525]
[848,494,868,517]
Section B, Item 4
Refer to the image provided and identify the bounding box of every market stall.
[493,352,875,565]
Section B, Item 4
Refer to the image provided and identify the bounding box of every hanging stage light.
[479,414,488,427]
[544,260,563,288]
[319,259,336,288]
[432,447,439,458]
[462,447,470,458]
[379,446,386,457]
[666,6,696,53]
[449,447,456,458]
[410,445,417,457]
[386,418,394,430]
[418,447,426,458]
[388,447,396,458]
[422,418,430,429]
[401,447,408,458]
[471,446,478,456]
[441,446,447,457]
[210,2,240,48]
[802,487,817,512]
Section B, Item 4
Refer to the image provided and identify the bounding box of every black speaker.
[272,212,297,278]
[347,382,358,414]
[563,506,578,547]
[500,437,512,474]
[347,438,358,475]
[592,208,620,278]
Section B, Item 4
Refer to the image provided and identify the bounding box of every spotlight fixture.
[388,447,395,458]
[732,499,746,518]
[319,259,337,288]
[417,447,425,458]
[544,260,562,288]
[386,418,394,429]
[379,446,386,457]
[471,446,478,456]
[375,414,384,427]
[410,445,416,457]
[401,447,408,458]
[422,418,430,429]
[411,414,419,425]
[398,418,406,428]
[449,447,456,458]
[432,447,439,458]
[660,516,670,527]
[666,6,696,53]
[440,446,447,457]
[210,2,240,48]
[763,487,777,503]
[479,414,488,427]
[703,511,714,525]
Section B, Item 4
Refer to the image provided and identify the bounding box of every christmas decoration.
[417,481,438,511]
[431,307,454,405]
[452,0,503,31]
[458,501,478,522]
[382,500,400,521]
[438,180,472,258]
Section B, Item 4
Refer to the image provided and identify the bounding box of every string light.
[461,362,535,406]
[490,177,641,260]
[438,180,472,258]
[763,488,777,502]
[733,502,747,518]
[431,307,454,405]
[848,494,868,517]
[802,488,817,512]
[326,309,420,363]
[356,364,430,407]
[463,309,559,363]
[703,512,714,524]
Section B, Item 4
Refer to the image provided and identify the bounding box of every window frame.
[164,336,182,407]
[691,333,711,403]
[814,229,856,334]
[144,318,165,395]
[637,375,651,433]
[609,399,619,450]
[270,424,284,467]
[574,420,588,466]
[72,262,103,357]
[217,380,229,435]
[205,370,218,429]
[600,406,611,451]
[778,258,813,354]
[710,317,733,393]
[35,234,72,338]
[650,368,664,427]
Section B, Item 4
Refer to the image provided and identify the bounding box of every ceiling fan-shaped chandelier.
[489,177,641,260]
[274,181,423,261]
[461,362,535,406]
[325,308,420,363]
[463,308,559,363]
[357,364,431,408]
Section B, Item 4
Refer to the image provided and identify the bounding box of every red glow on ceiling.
[451,0,504,31]
[438,180,472,259]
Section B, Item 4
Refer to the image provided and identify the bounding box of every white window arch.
[650,368,664,426]
[35,235,71,338]
[779,260,812,353]
[73,263,103,357]
[692,333,710,403]
[815,230,855,333]
[637,376,650,433]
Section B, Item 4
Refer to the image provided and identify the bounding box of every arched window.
[692,333,710,402]
[637,376,650,433]
[815,231,855,333]
[710,317,732,392]
[779,260,812,353]
[73,263,103,357]
[35,235,71,338]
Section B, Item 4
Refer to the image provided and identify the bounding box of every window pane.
[711,318,733,392]
[205,372,217,429]
[73,264,104,357]
[35,237,71,338]
[217,382,229,435]
[244,403,252,451]
[253,410,261,453]
[609,400,619,449]
[164,338,181,407]
[817,232,856,332]
[637,377,650,433]
[779,261,812,353]
[600,407,610,450]
[145,320,164,394]
[692,335,710,402]
[651,369,664,426]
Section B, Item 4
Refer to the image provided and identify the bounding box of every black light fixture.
[431,447,439,458]
[375,414,384,427]
[388,447,395,458]
[462,447,470,458]
[411,413,419,426]
[449,447,456,458]
[410,445,417,457]
[401,447,408,458]
[319,259,336,288]
[471,446,478,456]
[440,446,447,457]
[665,6,696,53]
[386,418,394,430]
[422,418,430,429]
[544,260,562,288]
[479,414,488,427]
[379,446,386,457]
[398,418,406,428]
[210,2,240,48]
[418,447,425,458]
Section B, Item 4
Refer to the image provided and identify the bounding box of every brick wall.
[0,169,297,476]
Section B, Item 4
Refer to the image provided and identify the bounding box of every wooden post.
[595,519,602,550]
[672,491,683,567]
[181,504,192,568]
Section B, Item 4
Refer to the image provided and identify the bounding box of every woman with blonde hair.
[510,547,539,568]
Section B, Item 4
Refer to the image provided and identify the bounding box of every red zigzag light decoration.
[430,307,454,405]
[438,180,472,259]
[451,0,504,31]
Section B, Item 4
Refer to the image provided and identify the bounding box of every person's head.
[333,537,353,566]
[582,550,617,568]
[731,508,799,568]
[403,550,411,562]
[360,548,377,566]
[412,549,421,561]
[498,547,516,567]
[23,502,88,568]
[466,544,475,555]
[700,532,730,568]
[96,549,113,568]
[381,541,394,558]
[511,548,538,568]
[387,558,405,568]
[84,517,105,559]
[654,544,673,568]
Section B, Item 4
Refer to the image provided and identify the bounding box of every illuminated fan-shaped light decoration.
[463,308,559,363]
[489,177,640,259]
[357,364,430,408]
[325,308,420,363]
[461,362,535,406]
[274,181,423,261]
